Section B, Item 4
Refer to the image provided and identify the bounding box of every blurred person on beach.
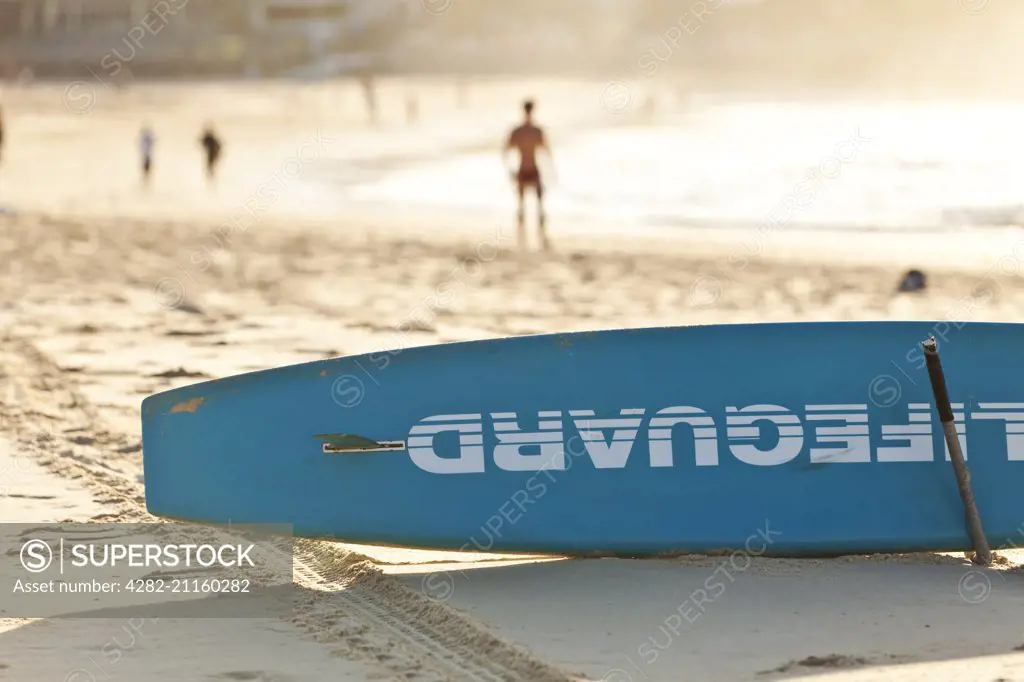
[139,125,155,187]
[358,71,378,125]
[200,124,222,185]
[504,99,551,250]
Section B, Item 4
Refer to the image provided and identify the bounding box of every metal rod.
[921,336,991,566]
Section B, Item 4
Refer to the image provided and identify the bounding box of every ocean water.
[318,99,1024,233]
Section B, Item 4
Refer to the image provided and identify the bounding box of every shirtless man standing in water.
[504,100,551,250]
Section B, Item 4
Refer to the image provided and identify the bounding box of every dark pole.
[921,336,991,566]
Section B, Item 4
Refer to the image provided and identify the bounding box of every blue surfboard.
[141,321,1024,556]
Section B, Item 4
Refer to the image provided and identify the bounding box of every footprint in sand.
[759,654,869,676]
[147,368,209,379]
[214,672,288,682]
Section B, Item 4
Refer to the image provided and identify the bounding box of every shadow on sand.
[391,553,1024,681]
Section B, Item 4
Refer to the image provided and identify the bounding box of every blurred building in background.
[0,0,1022,95]
[0,0,411,78]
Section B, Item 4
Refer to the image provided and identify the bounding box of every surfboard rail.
[142,321,1024,555]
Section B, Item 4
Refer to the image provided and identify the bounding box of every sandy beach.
[0,78,1023,681]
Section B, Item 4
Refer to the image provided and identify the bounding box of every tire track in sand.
[0,333,581,682]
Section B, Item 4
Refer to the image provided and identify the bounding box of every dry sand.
[0,79,1022,681]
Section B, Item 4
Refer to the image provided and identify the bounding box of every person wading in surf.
[504,99,551,250]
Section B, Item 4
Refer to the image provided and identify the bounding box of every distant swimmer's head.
[523,99,535,119]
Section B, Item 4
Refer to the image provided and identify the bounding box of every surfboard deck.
[141,321,1024,556]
